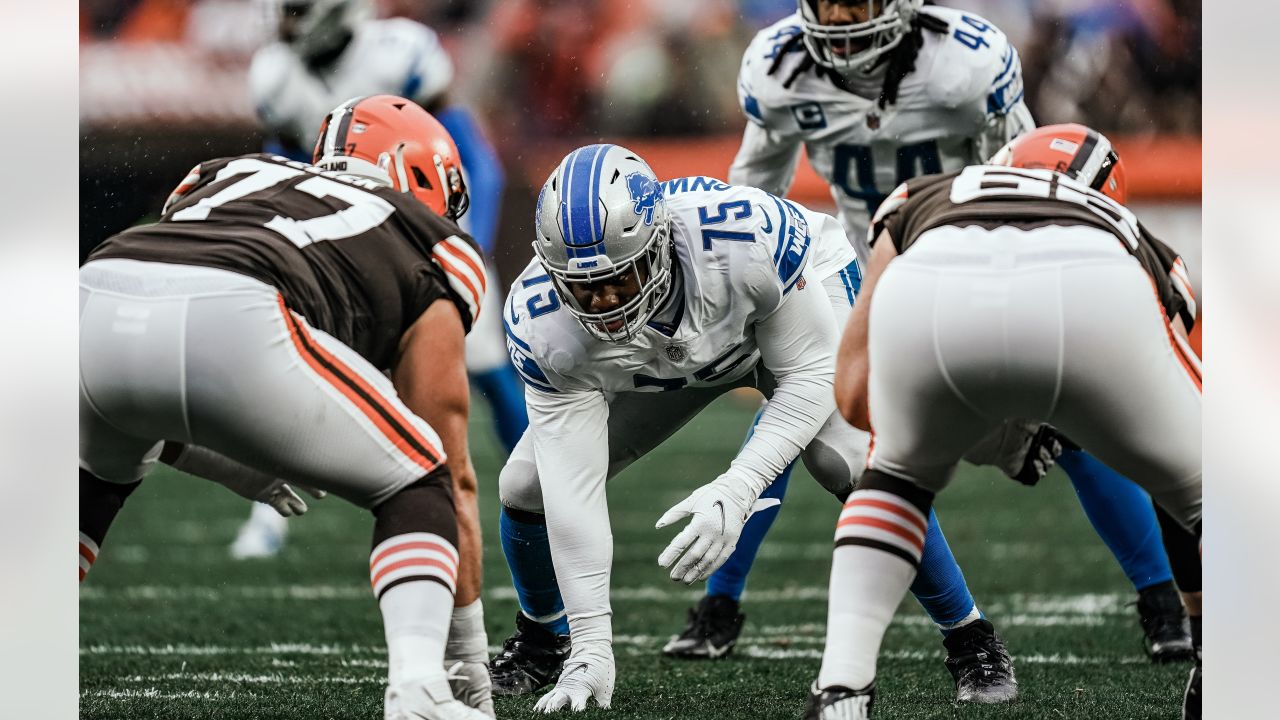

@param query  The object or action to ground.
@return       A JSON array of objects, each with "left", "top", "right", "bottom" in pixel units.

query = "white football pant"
[
  {"left": 79, "top": 259, "right": 445, "bottom": 507},
  {"left": 866, "top": 224, "right": 1202, "bottom": 530}
]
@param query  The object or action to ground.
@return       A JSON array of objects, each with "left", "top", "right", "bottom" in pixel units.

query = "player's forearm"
[
  {"left": 391, "top": 301, "right": 479, "bottom": 602},
  {"left": 738, "top": 286, "right": 839, "bottom": 492},
  {"left": 728, "top": 122, "right": 801, "bottom": 197},
  {"left": 525, "top": 392, "right": 615, "bottom": 646},
  {"left": 835, "top": 297, "right": 872, "bottom": 430},
  {"left": 449, "top": 456, "right": 484, "bottom": 605}
]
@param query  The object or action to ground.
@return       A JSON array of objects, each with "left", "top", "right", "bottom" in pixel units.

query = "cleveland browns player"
[{"left": 79, "top": 95, "right": 493, "bottom": 720}]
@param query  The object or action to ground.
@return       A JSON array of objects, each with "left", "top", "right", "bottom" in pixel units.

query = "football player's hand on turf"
[
  {"left": 533, "top": 642, "right": 615, "bottom": 712},
  {"left": 445, "top": 660, "right": 495, "bottom": 718},
  {"left": 656, "top": 477, "right": 781, "bottom": 584}
]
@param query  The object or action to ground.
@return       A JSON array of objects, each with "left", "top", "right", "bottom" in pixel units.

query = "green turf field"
[{"left": 79, "top": 394, "right": 1190, "bottom": 719}]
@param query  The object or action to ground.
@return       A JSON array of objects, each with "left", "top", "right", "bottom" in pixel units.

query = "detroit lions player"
[
  {"left": 490, "top": 144, "right": 1024, "bottom": 712},
  {"left": 231, "top": 0, "right": 528, "bottom": 568},
  {"left": 670, "top": 0, "right": 1191, "bottom": 666}
]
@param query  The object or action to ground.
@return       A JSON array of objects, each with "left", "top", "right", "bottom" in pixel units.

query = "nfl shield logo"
[
  {"left": 866, "top": 112, "right": 880, "bottom": 130},
  {"left": 665, "top": 344, "right": 687, "bottom": 363}
]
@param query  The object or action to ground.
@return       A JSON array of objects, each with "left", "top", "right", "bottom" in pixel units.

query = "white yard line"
[
  {"left": 81, "top": 584, "right": 1135, "bottom": 613},
  {"left": 84, "top": 629, "right": 1146, "bottom": 664},
  {"left": 81, "top": 688, "right": 250, "bottom": 701}
]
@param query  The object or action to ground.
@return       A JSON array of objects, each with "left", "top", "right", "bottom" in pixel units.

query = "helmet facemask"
[
  {"left": 797, "top": 0, "right": 920, "bottom": 73},
  {"left": 537, "top": 215, "right": 673, "bottom": 344},
  {"left": 533, "top": 144, "right": 676, "bottom": 344}
]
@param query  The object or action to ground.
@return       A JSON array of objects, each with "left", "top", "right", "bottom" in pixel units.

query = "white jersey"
[
  {"left": 249, "top": 18, "right": 454, "bottom": 151},
  {"left": 731, "top": 6, "right": 1034, "bottom": 263},
  {"left": 504, "top": 178, "right": 855, "bottom": 396}
]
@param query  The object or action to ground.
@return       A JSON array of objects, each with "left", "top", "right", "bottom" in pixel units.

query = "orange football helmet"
[
  {"left": 990, "top": 123, "right": 1128, "bottom": 204},
  {"left": 312, "top": 94, "right": 469, "bottom": 220}
]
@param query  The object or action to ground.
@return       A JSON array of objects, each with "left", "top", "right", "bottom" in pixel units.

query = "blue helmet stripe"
[
  {"left": 565, "top": 144, "right": 606, "bottom": 247},
  {"left": 587, "top": 144, "right": 612, "bottom": 242},
  {"left": 557, "top": 146, "right": 579, "bottom": 245}
]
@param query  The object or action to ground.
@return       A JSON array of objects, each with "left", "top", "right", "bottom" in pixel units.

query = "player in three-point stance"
[
  {"left": 492, "top": 143, "right": 861, "bottom": 711},
  {"left": 675, "top": 0, "right": 1192, "bottom": 670},
  {"left": 79, "top": 96, "right": 494, "bottom": 720},
  {"left": 805, "top": 123, "right": 1202, "bottom": 719},
  {"left": 233, "top": 0, "right": 527, "bottom": 560},
  {"left": 487, "top": 143, "right": 1056, "bottom": 711}
]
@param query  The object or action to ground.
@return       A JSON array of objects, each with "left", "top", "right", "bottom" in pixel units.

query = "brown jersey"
[
  {"left": 88, "top": 154, "right": 486, "bottom": 370},
  {"left": 869, "top": 165, "right": 1198, "bottom": 328}
]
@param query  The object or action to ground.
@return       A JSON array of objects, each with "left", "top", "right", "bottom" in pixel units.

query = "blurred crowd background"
[{"left": 80, "top": 0, "right": 1202, "bottom": 268}]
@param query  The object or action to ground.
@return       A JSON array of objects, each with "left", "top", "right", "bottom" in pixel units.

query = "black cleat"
[
  {"left": 488, "top": 613, "right": 570, "bottom": 696},
  {"left": 662, "top": 595, "right": 745, "bottom": 659},
  {"left": 802, "top": 682, "right": 875, "bottom": 720},
  {"left": 1137, "top": 582, "right": 1195, "bottom": 663},
  {"left": 943, "top": 619, "right": 1019, "bottom": 703},
  {"left": 1182, "top": 655, "right": 1201, "bottom": 720}
]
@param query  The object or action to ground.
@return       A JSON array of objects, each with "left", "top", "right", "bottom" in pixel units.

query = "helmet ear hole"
[{"left": 411, "top": 166, "right": 433, "bottom": 190}]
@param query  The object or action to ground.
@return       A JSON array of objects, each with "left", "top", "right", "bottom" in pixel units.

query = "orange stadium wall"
[{"left": 516, "top": 134, "right": 1203, "bottom": 204}]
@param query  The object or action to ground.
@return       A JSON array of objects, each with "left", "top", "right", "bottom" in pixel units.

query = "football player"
[
  {"left": 79, "top": 96, "right": 493, "bottom": 720},
  {"left": 991, "top": 122, "right": 1204, "bottom": 689},
  {"left": 488, "top": 144, "right": 1040, "bottom": 712},
  {"left": 231, "top": 0, "right": 527, "bottom": 559},
  {"left": 806, "top": 122, "right": 1201, "bottom": 719},
  {"left": 671, "top": 0, "right": 1191, "bottom": 666}
]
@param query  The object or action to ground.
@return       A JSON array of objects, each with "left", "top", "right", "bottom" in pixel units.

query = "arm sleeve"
[
  {"left": 525, "top": 386, "right": 614, "bottom": 646},
  {"left": 727, "top": 278, "right": 839, "bottom": 495},
  {"left": 728, "top": 121, "right": 804, "bottom": 197},
  {"left": 436, "top": 105, "right": 506, "bottom": 255},
  {"left": 974, "top": 37, "right": 1036, "bottom": 162},
  {"left": 976, "top": 97, "right": 1035, "bottom": 162}
]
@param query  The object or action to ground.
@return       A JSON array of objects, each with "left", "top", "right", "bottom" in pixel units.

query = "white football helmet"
[
  {"left": 533, "top": 144, "right": 673, "bottom": 344},
  {"left": 797, "top": 0, "right": 923, "bottom": 72}
]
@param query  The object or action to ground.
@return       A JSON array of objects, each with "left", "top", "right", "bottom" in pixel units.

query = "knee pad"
[
  {"left": 802, "top": 415, "right": 869, "bottom": 497},
  {"left": 498, "top": 457, "right": 544, "bottom": 513}
]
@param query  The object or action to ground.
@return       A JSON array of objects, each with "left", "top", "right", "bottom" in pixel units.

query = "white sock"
[
  {"left": 938, "top": 605, "right": 982, "bottom": 633},
  {"left": 380, "top": 580, "right": 454, "bottom": 685},
  {"left": 446, "top": 599, "right": 489, "bottom": 663},
  {"left": 817, "top": 489, "right": 928, "bottom": 691}
]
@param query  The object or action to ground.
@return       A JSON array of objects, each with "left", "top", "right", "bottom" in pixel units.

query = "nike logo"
[
  {"left": 712, "top": 500, "right": 726, "bottom": 532},
  {"left": 758, "top": 205, "right": 774, "bottom": 233}
]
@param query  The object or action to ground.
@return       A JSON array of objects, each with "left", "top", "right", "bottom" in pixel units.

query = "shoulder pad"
[
  {"left": 666, "top": 183, "right": 812, "bottom": 310},
  {"left": 502, "top": 263, "right": 585, "bottom": 394},
  {"left": 918, "top": 7, "right": 1022, "bottom": 114},
  {"left": 737, "top": 14, "right": 807, "bottom": 127},
  {"left": 426, "top": 231, "right": 486, "bottom": 332},
  {"left": 363, "top": 19, "right": 454, "bottom": 105}
]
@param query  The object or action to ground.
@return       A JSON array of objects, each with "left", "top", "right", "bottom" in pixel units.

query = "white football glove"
[
  {"left": 533, "top": 642, "right": 615, "bottom": 713},
  {"left": 656, "top": 476, "right": 780, "bottom": 584}
]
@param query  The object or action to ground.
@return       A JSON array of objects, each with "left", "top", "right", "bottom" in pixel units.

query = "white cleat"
[
  {"left": 386, "top": 673, "right": 493, "bottom": 720},
  {"left": 229, "top": 505, "right": 287, "bottom": 560}
]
